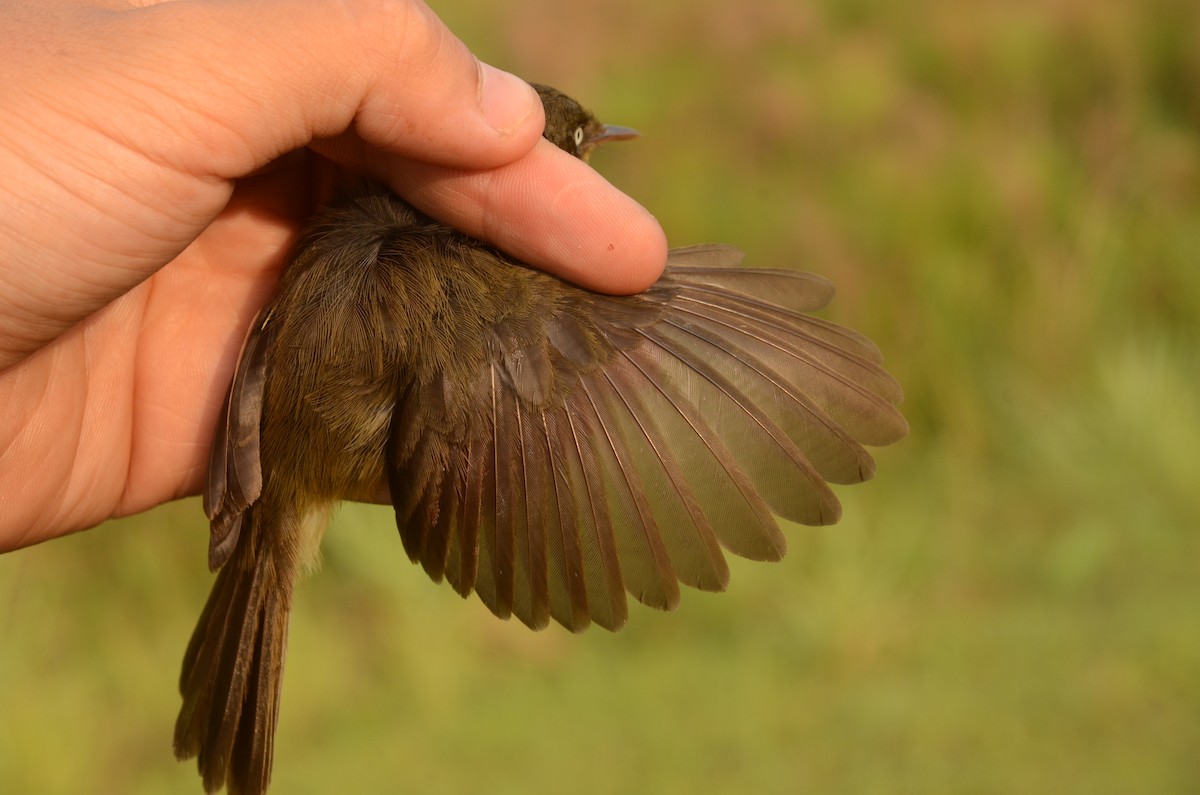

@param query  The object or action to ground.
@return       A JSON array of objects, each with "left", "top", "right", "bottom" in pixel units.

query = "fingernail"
[{"left": 478, "top": 61, "right": 539, "bottom": 135}]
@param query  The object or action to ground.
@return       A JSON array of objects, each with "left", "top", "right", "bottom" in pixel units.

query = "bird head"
[{"left": 532, "top": 83, "right": 639, "bottom": 161}]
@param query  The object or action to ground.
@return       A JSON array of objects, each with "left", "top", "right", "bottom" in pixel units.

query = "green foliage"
[{"left": 3, "top": 1, "right": 1198, "bottom": 791}]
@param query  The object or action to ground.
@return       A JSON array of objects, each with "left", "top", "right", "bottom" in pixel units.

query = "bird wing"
[
  {"left": 204, "top": 307, "right": 275, "bottom": 572},
  {"left": 387, "top": 243, "right": 908, "bottom": 633}
]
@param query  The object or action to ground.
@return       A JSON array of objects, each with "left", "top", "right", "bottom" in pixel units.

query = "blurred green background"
[{"left": 4, "top": 0, "right": 1199, "bottom": 792}]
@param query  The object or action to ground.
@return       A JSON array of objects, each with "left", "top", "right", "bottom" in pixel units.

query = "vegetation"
[{"left": 3, "top": 1, "right": 1197, "bottom": 791}]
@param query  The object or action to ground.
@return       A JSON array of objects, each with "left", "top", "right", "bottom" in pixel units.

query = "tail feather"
[{"left": 175, "top": 538, "right": 289, "bottom": 795}]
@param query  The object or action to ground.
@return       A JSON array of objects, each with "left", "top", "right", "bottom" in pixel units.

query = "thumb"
[
  {"left": 0, "top": 0, "right": 549, "bottom": 366},
  {"left": 96, "top": 0, "right": 547, "bottom": 177}
]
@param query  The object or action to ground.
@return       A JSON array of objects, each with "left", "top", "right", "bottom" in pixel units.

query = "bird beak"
[{"left": 587, "top": 124, "right": 640, "bottom": 146}]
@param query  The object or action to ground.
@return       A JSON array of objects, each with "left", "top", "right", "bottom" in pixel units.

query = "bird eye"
[{"left": 573, "top": 126, "right": 585, "bottom": 148}]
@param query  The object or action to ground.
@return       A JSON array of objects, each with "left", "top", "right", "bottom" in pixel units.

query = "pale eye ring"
[{"left": 573, "top": 126, "right": 585, "bottom": 148}]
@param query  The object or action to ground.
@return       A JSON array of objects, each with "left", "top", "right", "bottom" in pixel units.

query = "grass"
[{"left": 3, "top": 0, "right": 1199, "bottom": 792}]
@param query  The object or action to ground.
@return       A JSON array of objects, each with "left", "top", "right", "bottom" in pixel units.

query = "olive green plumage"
[{"left": 175, "top": 84, "right": 908, "bottom": 795}]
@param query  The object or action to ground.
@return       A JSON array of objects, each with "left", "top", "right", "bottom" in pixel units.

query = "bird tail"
[{"left": 174, "top": 523, "right": 289, "bottom": 795}]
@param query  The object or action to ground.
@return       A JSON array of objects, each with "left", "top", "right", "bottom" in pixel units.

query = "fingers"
[
  {"left": 0, "top": 0, "right": 666, "bottom": 369},
  {"left": 384, "top": 140, "right": 669, "bottom": 294},
  {"left": 120, "top": 0, "right": 666, "bottom": 292},
  {"left": 81, "top": 0, "right": 546, "bottom": 176}
]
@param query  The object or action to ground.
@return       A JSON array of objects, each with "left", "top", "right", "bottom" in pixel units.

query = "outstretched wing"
[{"left": 387, "top": 244, "right": 908, "bottom": 632}]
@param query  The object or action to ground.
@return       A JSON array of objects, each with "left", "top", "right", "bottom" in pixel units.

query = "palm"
[{"left": 3, "top": 162, "right": 319, "bottom": 547}]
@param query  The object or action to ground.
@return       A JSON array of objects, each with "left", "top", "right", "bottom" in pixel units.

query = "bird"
[{"left": 172, "top": 83, "right": 909, "bottom": 795}]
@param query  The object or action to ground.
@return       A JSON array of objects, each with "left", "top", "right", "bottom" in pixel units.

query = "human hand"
[{"left": 0, "top": 0, "right": 667, "bottom": 550}]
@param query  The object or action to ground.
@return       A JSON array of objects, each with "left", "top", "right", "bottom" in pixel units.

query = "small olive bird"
[{"left": 173, "top": 84, "right": 908, "bottom": 794}]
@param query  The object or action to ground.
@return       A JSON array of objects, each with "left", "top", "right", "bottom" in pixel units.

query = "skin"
[{"left": 0, "top": 0, "right": 668, "bottom": 551}]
